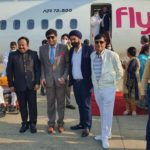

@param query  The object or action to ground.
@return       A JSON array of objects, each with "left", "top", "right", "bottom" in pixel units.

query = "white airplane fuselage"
[{"left": 0, "top": 0, "right": 150, "bottom": 59}]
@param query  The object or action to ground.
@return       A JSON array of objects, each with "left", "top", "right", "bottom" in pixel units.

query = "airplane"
[{"left": 0, "top": 0, "right": 150, "bottom": 59}]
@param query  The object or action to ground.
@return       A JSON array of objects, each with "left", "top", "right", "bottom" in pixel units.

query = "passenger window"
[
  {"left": 27, "top": 19, "right": 34, "bottom": 29},
  {"left": 70, "top": 19, "right": 77, "bottom": 29},
  {"left": 55, "top": 19, "right": 63, "bottom": 29},
  {"left": 13, "top": 20, "right": 20, "bottom": 30},
  {"left": 41, "top": 19, "right": 48, "bottom": 29},
  {"left": 0, "top": 20, "right": 7, "bottom": 30}
]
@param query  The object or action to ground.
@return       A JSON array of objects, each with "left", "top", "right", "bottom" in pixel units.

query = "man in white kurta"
[{"left": 91, "top": 11, "right": 102, "bottom": 40}]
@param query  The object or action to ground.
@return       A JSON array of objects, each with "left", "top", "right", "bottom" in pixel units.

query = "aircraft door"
[{"left": 90, "top": 4, "right": 112, "bottom": 50}]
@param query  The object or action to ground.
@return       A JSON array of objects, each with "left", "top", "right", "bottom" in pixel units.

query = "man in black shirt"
[{"left": 7, "top": 36, "right": 41, "bottom": 133}]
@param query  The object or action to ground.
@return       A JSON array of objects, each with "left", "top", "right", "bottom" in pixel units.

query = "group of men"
[{"left": 5, "top": 28, "right": 123, "bottom": 149}]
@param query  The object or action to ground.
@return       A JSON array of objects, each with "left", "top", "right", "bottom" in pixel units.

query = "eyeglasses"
[
  {"left": 47, "top": 36, "right": 55, "bottom": 40},
  {"left": 95, "top": 40, "right": 105, "bottom": 44}
]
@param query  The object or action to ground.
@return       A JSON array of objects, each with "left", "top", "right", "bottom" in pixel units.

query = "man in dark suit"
[
  {"left": 100, "top": 6, "right": 110, "bottom": 34},
  {"left": 6, "top": 36, "right": 41, "bottom": 133},
  {"left": 69, "top": 30, "right": 93, "bottom": 137}
]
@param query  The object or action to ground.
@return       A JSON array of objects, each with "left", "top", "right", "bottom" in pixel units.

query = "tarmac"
[{"left": 0, "top": 91, "right": 147, "bottom": 150}]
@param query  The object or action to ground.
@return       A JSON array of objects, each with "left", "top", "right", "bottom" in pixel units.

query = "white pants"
[
  {"left": 0, "top": 86, "right": 17, "bottom": 105},
  {"left": 11, "top": 92, "right": 17, "bottom": 106},
  {"left": 0, "top": 86, "right": 5, "bottom": 104},
  {"left": 94, "top": 86, "right": 116, "bottom": 140}
]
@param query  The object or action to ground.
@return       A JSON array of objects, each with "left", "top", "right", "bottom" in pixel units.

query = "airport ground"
[
  {"left": 0, "top": 64, "right": 147, "bottom": 150},
  {"left": 0, "top": 90, "right": 147, "bottom": 150}
]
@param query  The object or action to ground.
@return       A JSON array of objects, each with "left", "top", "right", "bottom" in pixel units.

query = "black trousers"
[
  {"left": 73, "top": 79, "right": 92, "bottom": 129},
  {"left": 16, "top": 88, "right": 37, "bottom": 125}
]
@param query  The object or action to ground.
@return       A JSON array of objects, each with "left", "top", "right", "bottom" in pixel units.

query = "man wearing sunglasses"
[
  {"left": 39, "top": 29, "right": 69, "bottom": 134},
  {"left": 90, "top": 34, "right": 123, "bottom": 148}
]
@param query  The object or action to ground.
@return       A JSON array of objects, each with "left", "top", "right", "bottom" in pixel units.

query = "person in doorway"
[
  {"left": 100, "top": 6, "right": 111, "bottom": 35},
  {"left": 91, "top": 11, "right": 102, "bottom": 40}
]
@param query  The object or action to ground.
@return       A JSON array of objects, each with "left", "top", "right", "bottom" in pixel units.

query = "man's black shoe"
[
  {"left": 19, "top": 123, "right": 29, "bottom": 133},
  {"left": 66, "top": 104, "right": 76, "bottom": 109},
  {"left": 70, "top": 124, "right": 84, "bottom": 130},
  {"left": 81, "top": 128, "right": 89, "bottom": 137},
  {"left": 30, "top": 124, "right": 37, "bottom": 133}
]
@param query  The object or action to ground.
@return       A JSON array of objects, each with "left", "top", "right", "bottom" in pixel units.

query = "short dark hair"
[
  {"left": 61, "top": 33, "right": 69, "bottom": 40},
  {"left": 45, "top": 28, "right": 57, "bottom": 37},
  {"left": 141, "top": 35, "right": 149, "bottom": 43},
  {"left": 127, "top": 47, "right": 136, "bottom": 57},
  {"left": 83, "top": 39, "right": 89, "bottom": 45},
  {"left": 42, "top": 39, "right": 48, "bottom": 45},
  {"left": 94, "top": 34, "right": 106, "bottom": 41},
  {"left": 17, "top": 36, "right": 29, "bottom": 45},
  {"left": 140, "top": 44, "right": 150, "bottom": 55},
  {"left": 10, "top": 41, "right": 17, "bottom": 47}
]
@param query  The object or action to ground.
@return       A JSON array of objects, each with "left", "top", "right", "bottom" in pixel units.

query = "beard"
[{"left": 71, "top": 42, "right": 80, "bottom": 48}]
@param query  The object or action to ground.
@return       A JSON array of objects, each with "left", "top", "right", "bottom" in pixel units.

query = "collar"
[
  {"left": 73, "top": 46, "right": 82, "bottom": 54},
  {"left": 49, "top": 44, "right": 57, "bottom": 49},
  {"left": 95, "top": 49, "right": 105, "bottom": 56},
  {"left": 17, "top": 49, "right": 30, "bottom": 54},
  {"left": 10, "top": 49, "right": 16, "bottom": 52}
]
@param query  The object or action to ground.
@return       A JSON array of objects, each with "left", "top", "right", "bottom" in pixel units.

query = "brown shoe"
[
  {"left": 58, "top": 126, "right": 64, "bottom": 133},
  {"left": 48, "top": 126, "right": 54, "bottom": 134}
]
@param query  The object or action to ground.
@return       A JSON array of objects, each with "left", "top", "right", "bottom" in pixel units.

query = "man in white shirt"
[
  {"left": 91, "top": 34, "right": 123, "bottom": 148},
  {"left": 68, "top": 30, "right": 93, "bottom": 137}
]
